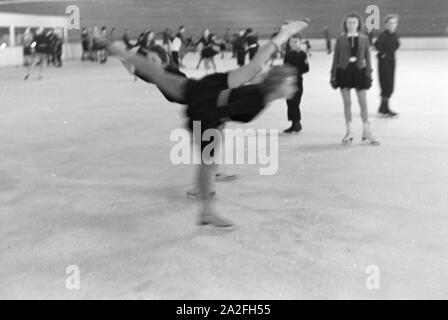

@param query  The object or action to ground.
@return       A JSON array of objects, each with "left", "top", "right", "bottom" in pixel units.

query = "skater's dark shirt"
[
  {"left": 374, "top": 30, "right": 400, "bottom": 60},
  {"left": 245, "top": 34, "right": 259, "bottom": 48},
  {"left": 185, "top": 73, "right": 265, "bottom": 130},
  {"left": 284, "top": 50, "right": 309, "bottom": 79},
  {"left": 34, "top": 34, "right": 50, "bottom": 54}
]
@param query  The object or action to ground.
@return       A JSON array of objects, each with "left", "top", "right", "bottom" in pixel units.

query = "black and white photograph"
[{"left": 0, "top": 0, "right": 447, "bottom": 302}]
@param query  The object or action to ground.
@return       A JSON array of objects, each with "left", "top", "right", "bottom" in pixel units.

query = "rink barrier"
[{"left": 1, "top": 37, "right": 447, "bottom": 67}]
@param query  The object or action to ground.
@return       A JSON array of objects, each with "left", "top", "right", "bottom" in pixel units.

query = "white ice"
[{"left": 0, "top": 50, "right": 447, "bottom": 299}]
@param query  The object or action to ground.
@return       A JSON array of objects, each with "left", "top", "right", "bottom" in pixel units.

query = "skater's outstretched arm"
[
  {"left": 108, "top": 41, "right": 188, "bottom": 102},
  {"left": 227, "top": 20, "right": 309, "bottom": 88}
]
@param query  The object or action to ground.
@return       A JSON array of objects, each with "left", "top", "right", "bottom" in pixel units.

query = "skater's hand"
[
  {"left": 365, "top": 76, "right": 372, "bottom": 89},
  {"left": 330, "top": 78, "right": 338, "bottom": 89}
]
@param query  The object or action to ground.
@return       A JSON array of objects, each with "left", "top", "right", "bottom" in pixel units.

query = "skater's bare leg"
[
  {"left": 356, "top": 89, "right": 379, "bottom": 144},
  {"left": 198, "top": 161, "right": 234, "bottom": 228},
  {"left": 355, "top": 89, "right": 368, "bottom": 123},
  {"left": 228, "top": 19, "right": 309, "bottom": 88},
  {"left": 108, "top": 42, "right": 187, "bottom": 102},
  {"left": 341, "top": 89, "right": 354, "bottom": 144}
]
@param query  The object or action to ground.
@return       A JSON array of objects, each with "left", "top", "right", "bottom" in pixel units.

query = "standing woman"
[
  {"left": 195, "top": 28, "right": 211, "bottom": 69},
  {"left": 375, "top": 14, "right": 400, "bottom": 117},
  {"left": 330, "top": 13, "right": 379, "bottom": 145}
]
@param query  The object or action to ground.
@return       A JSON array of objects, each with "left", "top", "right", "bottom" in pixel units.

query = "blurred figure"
[
  {"left": 162, "top": 28, "right": 173, "bottom": 53},
  {"left": 46, "top": 29, "right": 55, "bottom": 65},
  {"left": 109, "top": 27, "right": 116, "bottom": 42},
  {"left": 375, "top": 14, "right": 400, "bottom": 117},
  {"left": 268, "top": 27, "right": 280, "bottom": 66},
  {"left": 323, "top": 26, "right": 332, "bottom": 54},
  {"left": 25, "top": 27, "right": 50, "bottom": 80},
  {"left": 195, "top": 28, "right": 211, "bottom": 69},
  {"left": 122, "top": 29, "right": 133, "bottom": 50},
  {"left": 304, "top": 39, "right": 312, "bottom": 56},
  {"left": 22, "top": 27, "right": 34, "bottom": 66},
  {"left": 98, "top": 26, "right": 109, "bottom": 63},
  {"left": 233, "top": 29, "right": 246, "bottom": 66},
  {"left": 53, "top": 31, "right": 63, "bottom": 67},
  {"left": 172, "top": 25, "right": 186, "bottom": 67},
  {"left": 91, "top": 25, "right": 101, "bottom": 62},
  {"left": 244, "top": 28, "right": 259, "bottom": 60},
  {"left": 81, "top": 27, "right": 90, "bottom": 60}
]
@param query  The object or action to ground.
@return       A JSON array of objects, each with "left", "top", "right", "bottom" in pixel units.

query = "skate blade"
[
  {"left": 198, "top": 223, "right": 237, "bottom": 232},
  {"left": 361, "top": 139, "right": 380, "bottom": 146},
  {"left": 215, "top": 174, "right": 238, "bottom": 182}
]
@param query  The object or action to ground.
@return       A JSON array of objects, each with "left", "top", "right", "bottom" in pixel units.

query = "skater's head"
[
  {"left": 179, "top": 25, "right": 186, "bottom": 33},
  {"left": 260, "top": 65, "right": 298, "bottom": 101},
  {"left": 203, "top": 28, "right": 210, "bottom": 38},
  {"left": 342, "top": 13, "right": 363, "bottom": 34},
  {"left": 384, "top": 14, "right": 399, "bottom": 33},
  {"left": 288, "top": 33, "right": 302, "bottom": 51}
]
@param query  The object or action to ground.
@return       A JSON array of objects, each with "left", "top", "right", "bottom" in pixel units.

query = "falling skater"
[{"left": 99, "top": 20, "right": 310, "bottom": 228}]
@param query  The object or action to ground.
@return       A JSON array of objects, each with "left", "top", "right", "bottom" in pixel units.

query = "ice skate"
[
  {"left": 215, "top": 173, "right": 238, "bottom": 182},
  {"left": 362, "top": 130, "right": 380, "bottom": 145},
  {"left": 198, "top": 212, "right": 235, "bottom": 229},
  {"left": 283, "top": 122, "right": 302, "bottom": 134},
  {"left": 186, "top": 189, "right": 216, "bottom": 200},
  {"left": 341, "top": 132, "right": 354, "bottom": 145}
]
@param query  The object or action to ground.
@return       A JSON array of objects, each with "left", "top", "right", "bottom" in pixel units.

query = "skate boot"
[
  {"left": 283, "top": 121, "right": 302, "bottom": 134},
  {"left": 362, "top": 125, "right": 380, "bottom": 145},
  {"left": 198, "top": 212, "right": 235, "bottom": 229},
  {"left": 341, "top": 132, "right": 354, "bottom": 145},
  {"left": 215, "top": 173, "right": 238, "bottom": 182},
  {"left": 186, "top": 189, "right": 216, "bottom": 199}
]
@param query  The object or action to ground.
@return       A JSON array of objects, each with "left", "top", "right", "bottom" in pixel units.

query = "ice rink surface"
[{"left": 0, "top": 50, "right": 447, "bottom": 299}]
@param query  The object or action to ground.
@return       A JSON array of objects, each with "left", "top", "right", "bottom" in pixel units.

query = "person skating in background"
[
  {"left": 283, "top": 33, "right": 309, "bottom": 133},
  {"left": 177, "top": 25, "right": 187, "bottom": 67},
  {"left": 162, "top": 28, "right": 173, "bottom": 53},
  {"left": 195, "top": 28, "right": 212, "bottom": 69},
  {"left": 24, "top": 27, "right": 50, "bottom": 80},
  {"left": 122, "top": 29, "right": 133, "bottom": 50},
  {"left": 323, "top": 26, "right": 332, "bottom": 54},
  {"left": 330, "top": 13, "right": 379, "bottom": 145},
  {"left": 98, "top": 26, "right": 109, "bottom": 63},
  {"left": 53, "top": 31, "right": 63, "bottom": 67},
  {"left": 244, "top": 28, "right": 259, "bottom": 60},
  {"left": 304, "top": 39, "right": 312, "bottom": 57},
  {"left": 22, "top": 27, "right": 34, "bottom": 66},
  {"left": 81, "top": 27, "right": 91, "bottom": 60},
  {"left": 171, "top": 26, "right": 186, "bottom": 67},
  {"left": 268, "top": 27, "right": 280, "bottom": 66},
  {"left": 375, "top": 14, "right": 400, "bottom": 118},
  {"left": 233, "top": 29, "right": 246, "bottom": 67}
]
